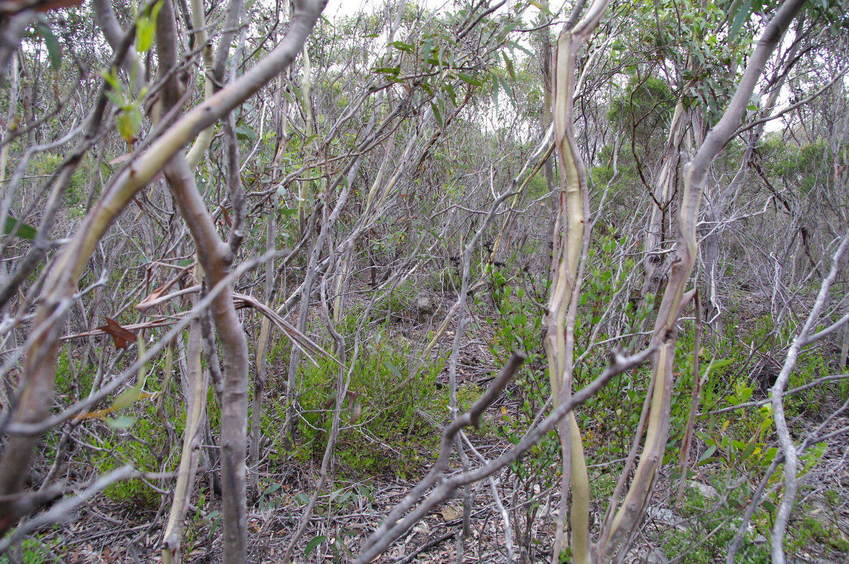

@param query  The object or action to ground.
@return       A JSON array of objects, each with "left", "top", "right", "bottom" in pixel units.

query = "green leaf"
[
  {"left": 372, "top": 66, "right": 400, "bottom": 76},
  {"left": 729, "top": 0, "right": 752, "bottom": 39},
  {"left": 458, "top": 72, "right": 482, "bottom": 87},
  {"left": 101, "top": 69, "right": 128, "bottom": 108},
  {"left": 36, "top": 24, "right": 62, "bottom": 70},
  {"left": 261, "top": 483, "right": 281, "bottom": 497},
  {"left": 117, "top": 104, "right": 142, "bottom": 144},
  {"left": 528, "top": 0, "right": 551, "bottom": 14},
  {"left": 304, "top": 535, "right": 326, "bottom": 557},
  {"left": 111, "top": 386, "right": 144, "bottom": 411},
  {"left": 389, "top": 41, "right": 414, "bottom": 53},
  {"left": 502, "top": 52, "right": 515, "bottom": 80},
  {"left": 430, "top": 101, "right": 443, "bottom": 128},
  {"left": 441, "top": 82, "right": 457, "bottom": 105},
  {"left": 507, "top": 40, "right": 534, "bottom": 58},
  {"left": 105, "top": 415, "right": 137, "bottom": 430},
  {"left": 235, "top": 125, "right": 256, "bottom": 141},
  {"left": 385, "top": 361, "right": 402, "bottom": 379},
  {"left": 101, "top": 68, "right": 120, "bottom": 90},
  {"left": 697, "top": 444, "right": 717, "bottom": 465},
  {"left": 3, "top": 216, "right": 37, "bottom": 240},
  {"left": 136, "top": 18, "right": 156, "bottom": 53},
  {"left": 105, "top": 89, "right": 125, "bottom": 107},
  {"left": 135, "top": 0, "right": 164, "bottom": 54}
]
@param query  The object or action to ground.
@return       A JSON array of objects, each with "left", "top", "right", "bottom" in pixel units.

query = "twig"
[
  {"left": 4, "top": 251, "right": 281, "bottom": 436},
  {"left": 706, "top": 373, "right": 849, "bottom": 416},
  {"left": 770, "top": 232, "right": 849, "bottom": 563}
]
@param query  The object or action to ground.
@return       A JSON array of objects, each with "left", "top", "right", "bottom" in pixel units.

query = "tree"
[{"left": 0, "top": 0, "right": 847, "bottom": 562}]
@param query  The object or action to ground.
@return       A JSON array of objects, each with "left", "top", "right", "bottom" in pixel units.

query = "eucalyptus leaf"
[
  {"left": 430, "top": 101, "right": 443, "bottom": 127},
  {"left": 458, "top": 72, "right": 482, "bottom": 87},
  {"left": 3, "top": 217, "right": 37, "bottom": 240},
  {"left": 36, "top": 24, "right": 62, "bottom": 70},
  {"left": 304, "top": 535, "right": 325, "bottom": 557},
  {"left": 117, "top": 104, "right": 142, "bottom": 144},
  {"left": 110, "top": 386, "right": 145, "bottom": 411},
  {"left": 136, "top": 0, "right": 164, "bottom": 53},
  {"left": 389, "top": 40, "right": 414, "bottom": 53},
  {"left": 105, "top": 415, "right": 137, "bottom": 430},
  {"left": 235, "top": 125, "right": 257, "bottom": 141},
  {"left": 729, "top": 0, "right": 753, "bottom": 39}
]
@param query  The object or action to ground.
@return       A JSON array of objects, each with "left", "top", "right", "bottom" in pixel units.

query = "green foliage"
[
  {"left": 698, "top": 404, "right": 778, "bottom": 473},
  {"left": 134, "top": 0, "right": 164, "bottom": 54},
  {"left": 666, "top": 458, "right": 847, "bottom": 562},
  {"left": 761, "top": 136, "right": 844, "bottom": 196},
  {"left": 3, "top": 216, "right": 37, "bottom": 240},
  {"left": 268, "top": 327, "right": 447, "bottom": 478},
  {"left": 664, "top": 476, "right": 770, "bottom": 563},
  {"left": 89, "top": 413, "right": 166, "bottom": 506},
  {"left": 0, "top": 534, "right": 63, "bottom": 563},
  {"left": 607, "top": 75, "right": 675, "bottom": 144},
  {"left": 665, "top": 307, "right": 842, "bottom": 559},
  {"left": 72, "top": 352, "right": 181, "bottom": 506},
  {"left": 786, "top": 513, "right": 849, "bottom": 555},
  {"left": 102, "top": 69, "right": 145, "bottom": 146},
  {"left": 28, "top": 152, "right": 87, "bottom": 215},
  {"left": 487, "top": 263, "right": 561, "bottom": 485},
  {"left": 34, "top": 23, "right": 62, "bottom": 71},
  {"left": 55, "top": 347, "right": 94, "bottom": 400},
  {"left": 370, "top": 279, "right": 418, "bottom": 322}
]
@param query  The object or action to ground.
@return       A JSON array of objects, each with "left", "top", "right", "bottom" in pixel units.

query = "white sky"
[
  {"left": 326, "top": 0, "right": 407, "bottom": 18},
  {"left": 324, "top": 0, "right": 513, "bottom": 20}
]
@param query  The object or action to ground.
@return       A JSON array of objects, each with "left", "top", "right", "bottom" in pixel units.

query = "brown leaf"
[
  {"left": 35, "top": 0, "right": 83, "bottom": 13},
  {"left": 137, "top": 284, "right": 167, "bottom": 307},
  {"left": 440, "top": 504, "right": 462, "bottom": 522},
  {"left": 0, "top": 0, "right": 82, "bottom": 16},
  {"left": 98, "top": 317, "right": 137, "bottom": 350}
]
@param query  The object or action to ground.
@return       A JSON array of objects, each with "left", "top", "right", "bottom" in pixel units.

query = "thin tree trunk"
[
  {"left": 597, "top": 2, "right": 804, "bottom": 558},
  {"left": 164, "top": 153, "right": 250, "bottom": 563},
  {"left": 0, "top": 3, "right": 325, "bottom": 535},
  {"left": 162, "top": 315, "right": 208, "bottom": 564},
  {"left": 545, "top": 2, "right": 608, "bottom": 562}
]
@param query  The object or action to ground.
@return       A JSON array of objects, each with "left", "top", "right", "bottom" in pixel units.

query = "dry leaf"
[
  {"left": 98, "top": 317, "right": 137, "bottom": 349},
  {"left": 440, "top": 504, "right": 462, "bottom": 521},
  {"left": 136, "top": 284, "right": 167, "bottom": 308}
]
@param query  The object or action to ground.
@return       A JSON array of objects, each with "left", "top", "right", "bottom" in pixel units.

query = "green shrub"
[
  {"left": 268, "top": 327, "right": 447, "bottom": 478},
  {"left": 663, "top": 478, "right": 770, "bottom": 563},
  {"left": 0, "top": 535, "right": 64, "bottom": 563}
]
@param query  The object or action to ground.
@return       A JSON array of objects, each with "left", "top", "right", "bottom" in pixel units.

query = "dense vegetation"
[{"left": 0, "top": 0, "right": 847, "bottom": 562}]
